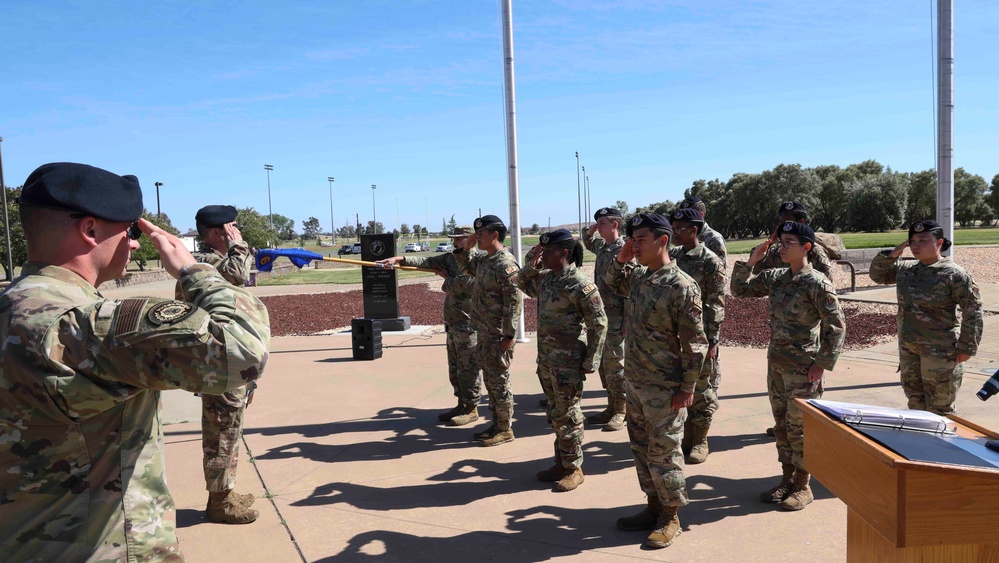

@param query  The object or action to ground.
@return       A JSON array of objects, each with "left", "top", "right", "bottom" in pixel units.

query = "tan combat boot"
[
  {"left": 481, "top": 403, "right": 514, "bottom": 446},
  {"left": 481, "top": 427, "right": 514, "bottom": 447},
  {"left": 759, "top": 464, "right": 796, "bottom": 503},
  {"left": 604, "top": 398, "right": 627, "bottom": 431},
  {"left": 472, "top": 424, "right": 497, "bottom": 441},
  {"left": 616, "top": 495, "right": 661, "bottom": 531},
  {"left": 448, "top": 402, "right": 479, "bottom": 426},
  {"left": 207, "top": 490, "right": 259, "bottom": 524},
  {"left": 645, "top": 506, "right": 681, "bottom": 549},
  {"left": 536, "top": 451, "right": 565, "bottom": 482},
  {"left": 555, "top": 468, "right": 584, "bottom": 492},
  {"left": 779, "top": 470, "right": 814, "bottom": 511},
  {"left": 687, "top": 423, "right": 710, "bottom": 464},
  {"left": 437, "top": 400, "right": 464, "bottom": 422}
]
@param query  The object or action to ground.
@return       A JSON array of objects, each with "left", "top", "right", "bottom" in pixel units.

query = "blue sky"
[{"left": 2, "top": 1, "right": 997, "bottom": 234}]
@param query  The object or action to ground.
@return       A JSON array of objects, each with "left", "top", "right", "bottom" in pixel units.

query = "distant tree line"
[{"left": 633, "top": 161, "right": 999, "bottom": 238}]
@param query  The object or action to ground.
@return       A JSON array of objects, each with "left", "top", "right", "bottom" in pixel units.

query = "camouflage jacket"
[
  {"left": 404, "top": 249, "right": 475, "bottom": 330},
  {"left": 869, "top": 252, "right": 983, "bottom": 355},
  {"left": 581, "top": 230, "right": 627, "bottom": 319},
  {"left": 731, "top": 262, "right": 845, "bottom": 370},
  {"left": 752, "top": 241, "right": 835, "bottom": 281},
  {"left": 0, "top": 263, "right": 270, "bottom": 562},
  {"left": 669, "top": 244, "right": 726, "bottom": 341},
  {"left": 699, "top": 222, "right": 728, "bottom": 264},
  {"left": 604, "top": 259, "right": 707, "bottom": 392},
  {"left": 192, "top": 240, "right": 253, "bottom": 286},
  {"left": 516, "top": 262, "right": 607, "bottom": 372},
  {"left": 459, "top": 248, "right": 523, "bottom": 337}
]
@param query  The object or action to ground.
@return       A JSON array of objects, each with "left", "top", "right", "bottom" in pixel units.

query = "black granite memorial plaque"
[{"left": 360, "top": 233, "right": 411, "bottom": 331}]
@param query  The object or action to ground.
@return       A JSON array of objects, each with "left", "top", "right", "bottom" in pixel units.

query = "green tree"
[
  {"left": 954, "top": 168, "right": 989, "bottom": 227},
  {"left": 336, "top": 224, "right": 357, "bottom": 240},
  {"left": 237, "top": 207, "right": 278, "bottom": 249},
  {"left": 447, "top": 214, "right": 458, "bottom": 233},
  {"left": 400, "top": 223, "right": 411, "bottom": 236},
  {"left": 904, "top": 169, "right": 936, "bottom": 227},
  {"left": 412, "top": 224, "right": 422, "bottom": 241},
  {"left": 985, "top": 174, "right": 999, "bottom": 227},
  {"left": 302, "top": 216, "right": 321, "bottom": 239},
  {"left": 0, "top": 185, "right": 27, "bottom": 279},
  {"left": 270, "top": 213, "right": 296, "bottom": 240},
  {"left": 847, "top": 171, "right": 907, "bottom": 232},
  {"left": 132, "top": 210, "right": 181, "bottom": 270},
  {"left": 364, "top": 220, "right": 384, "bottom": 235}
]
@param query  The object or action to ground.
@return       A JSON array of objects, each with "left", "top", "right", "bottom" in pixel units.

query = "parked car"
[
  {"left": 337, "top": 244, "right": 353, "bottom": 256},
  {"left": 351, "top": 243, "right": 362, "bottom": 254},
  {"left": 435, "top": 242, "right": 453, "bottom": 252},
  {"left": 420, "top": 243, "right": 430, "bottom": 251},
  {"left": 404, "top": 243, "right": 420, "bottom": 252}
]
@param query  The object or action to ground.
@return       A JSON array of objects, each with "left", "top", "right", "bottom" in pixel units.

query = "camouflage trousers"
[
  {"left": 477, "top": 335, "right": 515, "bottom": 430},
  {"left": 596, "top": 311, "right": 627, "bottom": 405},
  {"left": 538, "top": 363, "right": 585, "bottom": 470},
  {"left": 446, "top": 325, "right": 481, "bottom": 404},
  {"left": 768, "top": 356, "right": 822, "bottom": 471},
  {"left": 687, "top": 354, "right": 720, "bottom": 430},
  {"left": 202, "top": 386, "right": 247, "bottom": 492},
  {"left": 898, "top": 341, "right": 963, "bottom": 416},
  {"left": 625, "top": 379, "right": 689, "bottom": 508}
]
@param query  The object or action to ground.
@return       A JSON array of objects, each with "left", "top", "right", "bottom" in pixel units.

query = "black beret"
[
  {"left": 778, "top": 221, "right": 815, "bottom": 243},
  {"left": 19, "top": 162, "right": 143, "bottom": 222},
  {"left": 474, "top": 214, "right": 505, "bottom": 229},
  {"left": 594, "top": 207, "right": 622, "bottom": 220},
  {"left": 540, "top": 229, "right": 573, "bottom": 245},
  {"left": 196, "top": 205, "right": 238, "bottom": 228},
  {"left": 671, "top": 208, "right": 704, "bottom": 225},
  {"left": 679, "top": 196, "right": 702, "bottom": 208},
  {"left": 626, "top": 213, "right": 672, "bottom": 237},
  {"left": 778, "top": 201, "right": 808, "bottom": 216},
  {"left": 909, "top": 220, "right": 943, "bottom": 238}
]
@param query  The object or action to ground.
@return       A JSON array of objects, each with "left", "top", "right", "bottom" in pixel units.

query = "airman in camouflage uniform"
[
  {"left": 605, "top": 213, "right": 707, "bottom": 550},
  {"left": 869, "top": 219, "right": 983, "bottom": 415},
  {"left": 379, "top": 226, "right": 481, "bottom": 426},
  {"left": 0, "top": 163, "right": 270, "bottom": 562},
  {"left": 518, "top": 229, "right": 607, "bottom": 492},
  {"left": 732, "top": 221, "right": 845, "bottom": 512},
  {"left": 679, "top": 196, "right": 728, "bottom": 262},
  {"left": 582, "top": 207, "right": 627, "bottom": 431},
  {"left": 189, "top": 204, "right": 260, "bottom": 524},
  {"left": 669, "top": 208, "right": 726, "bottom": 464},
  {"left": 458, "top": 215, "right": 523, "bottom": 447},
  {"left": 751, "top": 201, "right": 836, "bottom": 281}
]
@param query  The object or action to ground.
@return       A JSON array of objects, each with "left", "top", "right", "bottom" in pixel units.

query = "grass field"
[{"left": 257, "top": 267, "right": 435, "bottom": 286}]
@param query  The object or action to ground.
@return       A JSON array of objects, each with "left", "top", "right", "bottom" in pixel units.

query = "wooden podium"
[{"left": 798, "top": 399, "right": 999, "bottom": 562}]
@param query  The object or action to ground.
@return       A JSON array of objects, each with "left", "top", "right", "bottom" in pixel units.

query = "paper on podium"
[{"left": 808, "top": 399, "right": 957, "bottom": 434}]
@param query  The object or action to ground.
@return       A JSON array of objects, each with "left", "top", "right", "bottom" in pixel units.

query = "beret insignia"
[
  {"left": 540, "top": 233, "right": 550, "bottom": 244},
  {"left": 147, "top": 301, "right": 196, "bottom": 326},
  {"left": 632, "top": 216, "right": 642, "bottom": 226},
  {"left": 474, "top": 218, "right": 483, "bottom": 228},
  {"left": 674, "top": 210, "right": 682, "bottom": 219},
  {"left": 913, "top": 222, "right": 924, "bottom": 233},
  {"left": 599, "top": 208, "right": 608, "bottom": 214},
  {"left": 785, "top": 202, "right": 794, "bottom": 210},
  {"left": 783, "top": 222, "right": 793, "bottom": 232}
]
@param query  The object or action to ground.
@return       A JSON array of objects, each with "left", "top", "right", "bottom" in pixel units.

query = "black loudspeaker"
[{"left": 351, "top": 318, "right": 383, "bottom": 360}]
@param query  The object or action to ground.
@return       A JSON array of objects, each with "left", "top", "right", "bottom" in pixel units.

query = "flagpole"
[{"left": 501, "top": 0, "right": 527, "bottom": 343}]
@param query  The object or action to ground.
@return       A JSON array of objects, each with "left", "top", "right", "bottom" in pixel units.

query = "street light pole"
[
  {"left": 575, "top": 152, "right": 582, "bottom": 234},
  {"left": 328, "top": 177, "right": 335, "bottom": 245},
  {"left": 581, "top": 166, "right": 586, "bottom": 227},
  {"left": 154, "top": 182, "right": 164, "bottom": 218},
  {"left": 585, "top": 175, "right": 590, "bottom": 227},
  {"left": 264, "top": 165, "right": 274, "bottom": 231},
  {"left": 0, "top": 136, "right": 12, "bottom": 281},
  {"left": 371, "top": 184, "right": 377, "bottom": 232}
]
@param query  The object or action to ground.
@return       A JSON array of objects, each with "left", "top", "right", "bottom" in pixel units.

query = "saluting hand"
[
  {"left": 530, "top": 243, "right": 544, "bottom": 267},
  {"left": 464, "top": 233, "right": 477, "bottom": 251},
  {"left": 586, "top": 224, "right": 598, "bottom": 236},
  {"left": 888, "top": 240, "right": 909, "bottom": 259},
  {"left": 747, "top": 238, "right": 771, "bottom": 267},
  {"left": 139, "top": 218, "right": 196, "bottom": 279},
  {"left": 617, "top": 238, "right": 636, "bottom": 263}
]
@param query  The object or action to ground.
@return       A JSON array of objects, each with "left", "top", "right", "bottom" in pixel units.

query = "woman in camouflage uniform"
[
  {"left": 869, "top": 220, "right": 983, "bottom": 416},
  {"left": 517, "top": 229, "right": 607, "bottom": 492},
  {"left": 731, "top": 222, "right": 845, "bottom": 512}
]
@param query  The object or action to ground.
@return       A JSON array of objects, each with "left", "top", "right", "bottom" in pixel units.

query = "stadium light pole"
[
  {"left": 154, "top": 182, "right": 164, "bottom": 218},
  {"left": 264, "top": 165, "right": 274, "bottom": 230},
  {"left": 328, "top": 177, "right": 335, "bottom": 245},
  {"left": 575, "top": 152, "right": 582, "bottom": 234},
  {"left": 581, "top": 166, "right": 586, "bottom": 226}
]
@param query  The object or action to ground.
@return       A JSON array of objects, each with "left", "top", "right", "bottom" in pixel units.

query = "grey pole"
[
  {"left": 581, "top": 166, "right": 586, "bottom": 226},
  {"left": 936, "top": 0, "right": 954, "bottom": 255},
  {"left": 264, "top": 165, "right": 274, "bottom": 230},
  {"left": 501, "top": 0, "right": 527, "bottom": 342},
  {"left": 575, "top": 152, "right": 582, "bottom": 234},
  {"left": 585, "top": 175, "right": 590, "bottom": 226},
  {"left": 334, "top": 176, "right": 336, "bottom": 247},
  {"left": 154, "top": 182, "right": 164, "bottom": 218},
  {"left": 371, "top": 184, "right": 377, "bottom": 231},
  {"left": 0, "top": 137, "right": 12, "bottom": 281}
]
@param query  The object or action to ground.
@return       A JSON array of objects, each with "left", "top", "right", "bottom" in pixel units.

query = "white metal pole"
[
  {"left": 328, "top": 177, "right": 335, "bottom": 245},
  {"left": 936, "top": 0, "right": 954, "bottom": 256},
  {"left": 501, "top": 0, "right": 527, "bottom": 342}
]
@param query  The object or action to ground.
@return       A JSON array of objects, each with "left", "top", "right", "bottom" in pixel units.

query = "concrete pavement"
[{"left": 162, "top": 326, "right": 999, "bottom": 562}]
